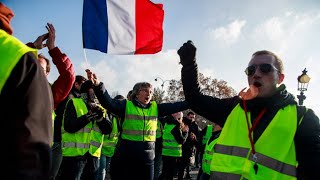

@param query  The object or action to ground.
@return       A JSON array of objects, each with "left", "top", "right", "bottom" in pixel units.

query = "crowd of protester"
[{"left": 1, "top": 2, "right": 320, "bottom": 180}]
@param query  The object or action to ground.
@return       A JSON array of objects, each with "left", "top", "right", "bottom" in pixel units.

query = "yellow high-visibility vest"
[
  {"left": 61, "top": 98, "right": 104, "bottom": 157},
  {"left": 202, "top": 125, "right": 212, "bottom": 145},
  {"left": 211, "top": 104, "right": 297, "bottom": 180},
  {"left": 101, "top": 116, "right": 119, "bottom": 157},
  {"left": 202, "top": 136, "right": 219, "bottom": 175},
  {"left": 122, "top": 100, "right": 158, "bottom": 141},
  {"left": 0, "top": 29, "right": 37, "bottom": 93},
  {"left": 162, "top": 124, "right": 182, "bottom": 157}
]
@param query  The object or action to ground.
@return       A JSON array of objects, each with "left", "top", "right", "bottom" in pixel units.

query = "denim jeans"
[
  {"left": 96, "top": 155, "right": 112, "bottom": 180},
  {"left": 59, "top": 153, "right": 99, "bottom": 180},
  {"left": 154, "top": 148, "right": 162, "bottom": 180},
  {"left": 50, "top": 142, "right": 62, "bottom": 180}
]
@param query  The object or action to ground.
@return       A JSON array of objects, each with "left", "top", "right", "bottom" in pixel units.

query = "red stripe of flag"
[{"left": 135, "top": 0, "right": 164, "bottom": 54}]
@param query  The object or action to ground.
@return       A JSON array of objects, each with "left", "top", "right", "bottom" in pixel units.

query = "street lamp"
[
  {"left": 154, "top": 77, "right": 171, "bottom": 89},
  {"left": 297, "top": 68, "right": 311, "bottom": 106}
]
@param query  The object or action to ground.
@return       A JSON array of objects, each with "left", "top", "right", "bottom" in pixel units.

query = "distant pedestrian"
[{"left": 159, "top": 112, "right": 188, "bottom": 180}]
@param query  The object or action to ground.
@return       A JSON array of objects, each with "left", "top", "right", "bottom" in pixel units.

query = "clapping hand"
[
  {"left": 33, "top": 33, "right": 48, "bottom": 49},
  {"left": 32, "top": 23, "right": 56, "bottom": 50},
  {"left": 45, "top": 23, "right": 56, "bottom": 50}
]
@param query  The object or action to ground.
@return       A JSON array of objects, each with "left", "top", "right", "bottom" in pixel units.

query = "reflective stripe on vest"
[
  {"left": 162, "top": 124, "right": 182, "bottom": 157},
  {"left": 101, "top": 116, "right": 119, "bottom": 157},
  {"left": 61, "top": 98, "right": 104, "bottom": 157},
  {"left": 202, "top": 137, "right": 218, "bottom": 175},
  {"left": 202, "top": 125, "right": 213, "bottom": 145},
  {"left": 0, "top": 29, "right": 37, "bottom": 93},
  {"left": 122, "top": 100, "right": 158, "bottom": 141},
  {"left": 211, "top": 104, "right": 297, "bottom": 180},
  {"left": 210, "top": 172, "right": 249, "bottom": 180}
]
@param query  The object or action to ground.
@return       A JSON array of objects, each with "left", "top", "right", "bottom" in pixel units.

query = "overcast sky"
[{"left": 5, "top": 0, "right": 320, "bottom": 116}]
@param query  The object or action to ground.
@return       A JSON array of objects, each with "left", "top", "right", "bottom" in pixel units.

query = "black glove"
[
  {"left": 86, "top": 112, "right": 99, "bottom": 122},
  {"left": 91, "top": 105, "right": 105, "bottom": 122},
  {"left": 177, "top": 40, "right": 197, "bottom": 66}
]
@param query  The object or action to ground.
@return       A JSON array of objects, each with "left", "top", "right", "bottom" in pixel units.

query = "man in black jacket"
[{"left": 178, "top": 40, "right": 320, "bottom": 179}]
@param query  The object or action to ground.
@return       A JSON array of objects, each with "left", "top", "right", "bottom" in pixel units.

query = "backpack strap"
[{"left": 297, "top": 105, "right": 309, "bottom": 126}]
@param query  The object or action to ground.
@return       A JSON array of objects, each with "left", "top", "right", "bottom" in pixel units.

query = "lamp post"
[
  {"left": 154, "top": 77, "right": 171, "bottom": 89},
  {"left": 297, "top": 68, "right": 311, "bottom": 106}
]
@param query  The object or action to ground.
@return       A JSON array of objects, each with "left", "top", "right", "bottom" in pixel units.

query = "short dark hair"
[
  {"left": 131, "top": 82, "right": 153, "bottom": 99},
  {"left": 183, "top": 116, "right": 192, "bottom": 126},
  {"left": 252, "top": 50, "right": 284, "bottom": 74},
  {"left": 114, "top": 94, "right": 125, "bottom": 100},
  {"left": 75, "top": 75, "right": 87, "bottom": 84},
  {"left": 126, "top": 90, "right": 133, "bottom": 100},
  {"left": 38, "top": 53, "right": 51, "bottom": 74},
  {"left": 80, "top": 80, "right": 93, "bottom": 93}
]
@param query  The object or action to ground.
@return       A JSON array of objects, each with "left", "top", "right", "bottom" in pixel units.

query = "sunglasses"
[{"left": 245, "top": 63, "right": 279, "bottom": 76}]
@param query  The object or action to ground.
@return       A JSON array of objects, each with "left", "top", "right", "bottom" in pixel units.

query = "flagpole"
[{"left": 83, "top": 49, "right": 90, "bottom": 69}]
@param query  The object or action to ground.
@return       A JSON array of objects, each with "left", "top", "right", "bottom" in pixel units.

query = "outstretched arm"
[
  {"left": 86, "top": 69, "right": 126, "bottom": 118},
  {"left": 178, "top": 41, "right": 238, "bottom": 126}
]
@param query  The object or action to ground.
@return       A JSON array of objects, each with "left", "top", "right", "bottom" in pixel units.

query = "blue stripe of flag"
[{"left": 82, "top": 0, "right": 108, "bottom": 53}]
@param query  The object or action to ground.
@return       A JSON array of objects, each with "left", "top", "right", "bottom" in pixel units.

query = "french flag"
[{"left": 82, "top": 0, "right": 164, "bottom": 55}]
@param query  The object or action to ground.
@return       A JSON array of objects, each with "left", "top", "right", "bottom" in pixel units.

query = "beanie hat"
[{"left": 0, "top": 2, "right": 14, "bottom": 35}]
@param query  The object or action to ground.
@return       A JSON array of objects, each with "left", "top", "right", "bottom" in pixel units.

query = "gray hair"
[{"left": 131, "top": 82, "right": 153, "bottom": 99}]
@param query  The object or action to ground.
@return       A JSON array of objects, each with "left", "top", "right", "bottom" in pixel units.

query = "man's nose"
[{"left": 252, "top": 67, "right": 263, "bottom": 77}]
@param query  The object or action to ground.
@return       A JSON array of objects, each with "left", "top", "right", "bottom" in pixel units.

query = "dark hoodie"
[{"left": 181, "top": 62, "right": 320, "bottom": 179}]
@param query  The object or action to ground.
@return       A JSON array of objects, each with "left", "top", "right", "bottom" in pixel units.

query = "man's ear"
[{"left": 278, "top": 73, "right": 285, "bottom": 84}]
